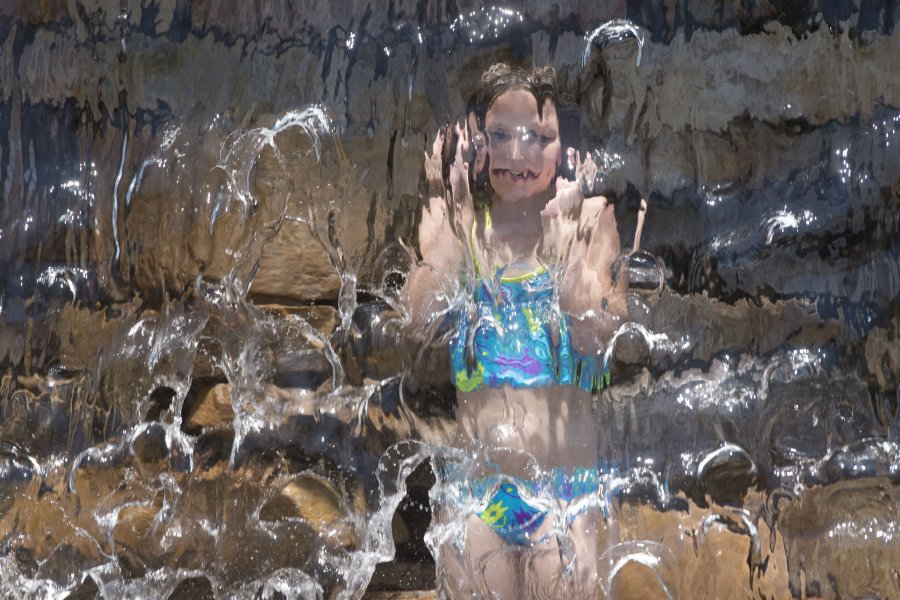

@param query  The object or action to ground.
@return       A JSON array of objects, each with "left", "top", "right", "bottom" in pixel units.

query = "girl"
[{"left": 408, "top": 63, "right": 646, "bottom": 598}]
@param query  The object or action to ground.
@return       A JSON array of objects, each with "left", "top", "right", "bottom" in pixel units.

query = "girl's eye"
[
  {"left": 541, "top": 131, "right": 558, "bottom": 146},
  {"left": 488, "top": 130, "right": 507, "bottom": 142}
]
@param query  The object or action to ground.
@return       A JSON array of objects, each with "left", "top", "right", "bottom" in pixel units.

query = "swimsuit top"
[{"left": 449, "top": 211, "right": 610, "bottom": 394}]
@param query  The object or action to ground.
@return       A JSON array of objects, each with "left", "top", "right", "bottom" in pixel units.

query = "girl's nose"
[{"left": 510, "top": 136, "right": 524, "bottom": 160}]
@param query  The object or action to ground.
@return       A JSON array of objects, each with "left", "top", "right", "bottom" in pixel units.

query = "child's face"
[{"left": 484, "top": 89, "right": 561, "bottom": 203}]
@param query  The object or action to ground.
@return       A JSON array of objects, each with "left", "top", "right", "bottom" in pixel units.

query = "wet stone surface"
[{"left": 1, "top": 1, "right": 899, "bottom": 598}]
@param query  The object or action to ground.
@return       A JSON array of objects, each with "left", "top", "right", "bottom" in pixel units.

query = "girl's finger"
[
  {"left": 632, "top": 198, "right": 648, "bottom": 253},
  {"left": 433, "top": 132, "right": 443, "bottom": 155}
]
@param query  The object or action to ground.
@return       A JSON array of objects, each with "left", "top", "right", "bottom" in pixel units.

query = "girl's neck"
[
  {"left": 483, "top": 188, "right": 552, "bottom": 259},
  {"left": 489, "top": 187, "right": 552, "bottom": 230}
]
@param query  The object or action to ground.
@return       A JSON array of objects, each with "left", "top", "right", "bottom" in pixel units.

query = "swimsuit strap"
[
  {"left": 470, "top": 210, "right": 484, "bottom": 278},
  {"left": 470, "top": 207, "right": 546, "bottom": 283}
]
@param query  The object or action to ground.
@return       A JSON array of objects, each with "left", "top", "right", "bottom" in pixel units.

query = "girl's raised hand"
[
  {"left": 541, "top": 149, "right": 591, "bottom": 261},
  {"left": 424, "top": 129, "right": 445, "bottom": 197},
  {"left": 447, "top": 122, "right": 475, "bottom": 236},
  {"left": 576, "top": 150, "right": 600, "bottom": 198},
  {"left": 419, "top": 124, "right": 472, "bottom": 267}
]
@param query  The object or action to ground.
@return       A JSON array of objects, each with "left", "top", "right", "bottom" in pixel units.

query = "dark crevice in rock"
[
  {"left": 168, "top": 576, "right": 215, "bottom": 600},
  {"left": 145, "top": 385, "right": 176, "bottom": 421}
]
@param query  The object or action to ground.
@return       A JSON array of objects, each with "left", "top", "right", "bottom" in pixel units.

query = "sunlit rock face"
[
  {"left": 2, "top": 2, "right": 897, "bottom": 304},
  {"left": 1, "top": 1, "right": 899, "bottom": 598}
]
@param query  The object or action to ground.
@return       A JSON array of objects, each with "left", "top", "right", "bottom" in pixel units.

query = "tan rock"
[
  {"left": 260, "top": 475, "right": 357, "bottom": 547},
  {"left": 112, "top": 503, "right": 160, "bottom": 551},
  {"left": 191, "top": 305, "right": 339, "bottom": 380},
  {"left": 182, "top": 381, "right": 337, "bottom": 432},
  {"left": 55, "top": 300, "right": 145, "bottom": 372},
  {"left": 250, "top": 219, "right": 341, "bottom": 302},
  {"left": 609, "top": 559, "right": 671, "bottom": 600},
  {"left": 778, "top": 477, "right": 900, "bottom": 599},
  {"left": 248, "top": 124, "right": 400, "bottom": 304},
  {"left": 615, "top": 493, "right": 792, "bottom": 599},
  {"left": 865, "top": 318, "right": 900, "bottom": 390},
  {"left": 416, "top": 416, "right": 458, "bottom": 448},
  {"left": 646, "top": 290, "right": 846, "bottom": 363},
  {"left": 363, "top": 592, "right": 436, "bottom": 600},
  {"left": 262, "top": 476, "right": 344, "bottom": 526},
  {"left": 256, "top": 304, "right": 339, "bottom": 341},
  {"left": 184, "top": 383, "right": 233, "bottom": 430}
]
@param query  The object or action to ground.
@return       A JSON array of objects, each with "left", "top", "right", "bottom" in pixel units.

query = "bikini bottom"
[{"left": 473, "top": 466, "right": 607, "bottom": 546}]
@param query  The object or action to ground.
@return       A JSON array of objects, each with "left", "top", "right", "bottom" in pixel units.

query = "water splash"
[
  {"left": 582, "top": 19, "right": 645, "bottom": 70},
  {"left": 112, "top": 120, "right": 127, "bottom": 264},
  {"left": 450, "top": 6, "right": 525, "bottom": 44},
  {"left": 2, "top": 3, "right": 899, "bottom": 598}
]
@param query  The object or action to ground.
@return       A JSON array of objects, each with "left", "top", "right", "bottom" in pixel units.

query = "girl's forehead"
[{"left": 485, "top": 89, "right": 558, "bottom": 128}]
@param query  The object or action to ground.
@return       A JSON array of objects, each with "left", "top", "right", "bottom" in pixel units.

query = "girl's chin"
[
  {"left": 490, "top": 179, "right": 548, "bottom": 202},
  {"left": 493, "top": 184, "right": 549, "bottom": 203},
  {"left": 494, "top": 189, "right": 532, "bottom": 203}
]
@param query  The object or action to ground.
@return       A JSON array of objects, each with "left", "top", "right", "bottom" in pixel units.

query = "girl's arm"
[
  {"left": 405, "top": 196, "right": 464, "bottom": 328},
  {"left": 405, "top": 126, "right": 473, "bottom": 330},
  {"left": 559, "top": 196, "right": 629, "bottom": 355},
  {"left": 545, "top": 153, "right": 647, "bottom": 356}
]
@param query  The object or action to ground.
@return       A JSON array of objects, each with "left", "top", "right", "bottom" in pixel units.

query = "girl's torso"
[
  {"left": 450, "top": 268, "right": 609, "bottom": 393},
  {"left": 454, "top": 384, "right": 599, "bottom": 470},
  {"left": 449, "top": 210, "right": 608, "bottom": 471}
]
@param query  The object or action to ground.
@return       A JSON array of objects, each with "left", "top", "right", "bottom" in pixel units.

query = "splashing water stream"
[{"left": 1, "top": 2, "right": 899, "bottom": 598}]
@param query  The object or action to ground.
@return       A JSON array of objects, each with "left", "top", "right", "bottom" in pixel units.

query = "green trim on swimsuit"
[{"left": 452, "top": 208, "right": 611, "bottom": 394}]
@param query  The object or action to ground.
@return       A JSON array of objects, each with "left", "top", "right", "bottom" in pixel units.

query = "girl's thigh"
[
  {"left": 435, "top": 514, "right": 519, "bottom": 599},
  {"left": 463, "top": 514, "right": 519, "bottom": 598},
  {"left": 437, "top": 506, "right": 617, "bottom": 599}
]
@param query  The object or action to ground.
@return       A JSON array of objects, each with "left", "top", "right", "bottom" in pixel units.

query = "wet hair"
[
  {"left": 462, "top": 63, "right": 580, "bottom": 205},
  {"left": 466, "top": 63, "right": 560, "bottom": 131}
]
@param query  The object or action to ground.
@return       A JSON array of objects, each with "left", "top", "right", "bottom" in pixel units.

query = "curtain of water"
[{"left": 0, "top": 2, "right": 898, "bottom": 598}]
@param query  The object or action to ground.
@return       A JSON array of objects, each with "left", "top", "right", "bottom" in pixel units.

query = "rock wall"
[
  {"left": 1, "top": 2, "right": 897, "bottom": 305},
  {"left": 1, "top": 1, "right": 899, "bottom": 597}
]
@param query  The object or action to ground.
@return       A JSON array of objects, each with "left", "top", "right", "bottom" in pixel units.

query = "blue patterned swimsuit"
[
  {"left": 449, "top": 267, "right": 610, "bottom": 394},
  {"left": 449, "top": 212, "right": 611, "bottom": 545}
]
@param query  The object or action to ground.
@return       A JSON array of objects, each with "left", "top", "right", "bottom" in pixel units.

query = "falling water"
[{"left": 1, "top": 2, "right": 898, "bottom": 599}]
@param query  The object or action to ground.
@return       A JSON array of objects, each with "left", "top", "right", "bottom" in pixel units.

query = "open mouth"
[{"left": 493, "top": 168, "right": 538, "bottom": 183}]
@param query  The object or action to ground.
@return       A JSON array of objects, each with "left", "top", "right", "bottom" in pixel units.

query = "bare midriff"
[{"left": 454, "top": 385, "right": 599, "bottom": 473}]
